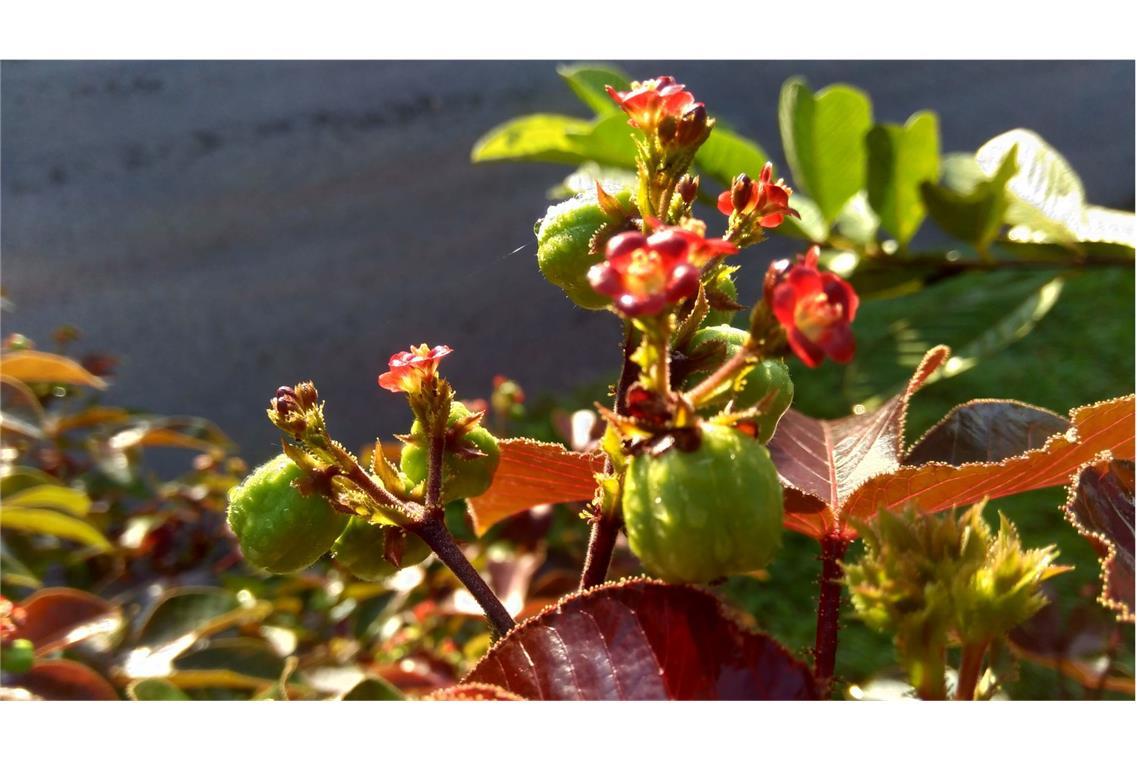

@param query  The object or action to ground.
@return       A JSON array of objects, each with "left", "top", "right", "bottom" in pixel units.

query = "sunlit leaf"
[
  {"left": 779, "top": 78, "right": 873, "bottom": 223},
  {"left": 558, "top": 63, "right": 628, "bottom": 116},
  {"left": 0, "top": 507, "right": 111, "bottom": 552},
  {"left": 466, "top": 438, "right": 605, "bottom": 535},
  {"left": 866, "top": 111, "right": 940, "bottom": 246},
  {"left": 104, "top": 415, "right": 234, "bottom": 454},
  {"left": 921, "top": 147, "right": 1017, "bottom": 251},
  {"left": 694, "top": 127, "right": 770, "bottom": 188},
  {"left": 1061, "top": 455, "right": 1135, "bottom": 622},
  {"left": 10, "top": 587, "right": 122, "bottom": 656},
  {"left": 0, "top": 467, "right": 64, "bottom": 499},
  {"left": 2, "top": 484, "right": 91, "bottom": 516},
  {"left": 770, "top": 347, "right": 1135, "bottom": 540},
  {"left": 471, "top": 113, "right": 604, "bottom": 165},
  {"left": 779, "top": 194, "right": 828, "bottom": 242},
  {"left": 464, "top": 578, "right": 817, "bottom": 700},
  {"left": 0, "top": 350, "right": 108, "bottom": 390},
  {"left": 174, "top": 637, "right": 284, "bottom": 681}
]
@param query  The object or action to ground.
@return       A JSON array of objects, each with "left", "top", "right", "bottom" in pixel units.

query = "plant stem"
[
  {"left": 414, "top": 517, "right": 515, "bottom": 637},
  {"left": 684, "top": 341, "right": 756, "bottom": 407},
  {"left": 578, "top": 326, "right": 638, "bottom": 590},
  {"left": 424, "top": 407, "right": 446, "bottom": 519},
  {"left": 955, "top": 641, "right": 990, "bottom": 700},
  {"left": 812, "top": 531, "right": 851, "bottom": 692}
]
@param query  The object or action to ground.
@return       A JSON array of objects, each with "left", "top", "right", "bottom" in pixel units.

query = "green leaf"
[
  {"left": 779, "top": 77, "right": 874, "bottom": 224},
  {"left": 558, "top": 63, "right": 629, "bottom": 116},
  {"left": 835, "top": 192, "right": 881, "bottom": 246},
  {"left": 2, "top": 485, "right": 91, "bottom": 516},
  {"left": 843, "top": 271, "right": 1066, "bottom": 407},
  {"left": 127, "top": 678, "right": 191, "bottom": 701},
  {"left": 977, "top": 129, "right": 1084, "bottom": 244},
  {"left": 0, "top": 506, "right": 111, "bottom": 551},
  {"left": 694, "top": 128, "right": 769, "bottom": 188},
  {"left": 0, "top": 467, "right": 64, "bottom": 499},
  {"left": 174, "top": 637, "right": 284, "bottom": 681},
  {"left": 339, "top": 676, "right": 406, "bottom": 701},
  {"left": 565, "top": 112, "right": 638, "bottom": 168},
  {"left": 778, "top": 194, "right": 828, "bottom": 242},
  {"left": 921, "top": 147, "right": 1018, "bottom": 251},
  {"left": 471, "top": 113, "right": 598, "bottom": 164},
  {"left": 866, "top": 112, "right": 941, "bottom": 246},
  {"left": 1074, "top": 205, "right": 1136, "bottom": 248}
]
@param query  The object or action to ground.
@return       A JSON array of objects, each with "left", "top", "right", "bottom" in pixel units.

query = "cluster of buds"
[
  {"left": 588, "top": 228, "right": 737, "bottom": 318},
  {"left": 845, "top": 503, "right": 1067, "bottom": 699},
  {"left": 761, "top": 246, "right": 859, "bottom": 367},
  {"left": 606, "top": 76, "right": 710, "bottom": 150},
  {"left": 719, "top": 163, "right": 799, "bottom": 246},
  {"left": 268, "top": 382, "right": 323, "bottom": 440}
]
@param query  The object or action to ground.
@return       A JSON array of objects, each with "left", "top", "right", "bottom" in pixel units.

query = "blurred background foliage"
[{"left": 0, "top": 62, "right": 1133, "bottom": 699}]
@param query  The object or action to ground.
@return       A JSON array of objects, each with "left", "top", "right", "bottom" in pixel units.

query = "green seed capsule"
[
  {"left": 331, "top": 518, "right": 430, "bottom": 581},
  {"left": 686, "top": 325, "right": 794, "bottom": 444},
  {"left": 400, "top": 402, "right": 500, "bottom": 502},
  {"left": 226, "top": 454, "right": 348, "bottom": 574},
  {"left": 535, "top": 189, "right": 632, "bottom": 310},
  {"left": 622, "top": 423, "right": 783, "bottom": 583}
]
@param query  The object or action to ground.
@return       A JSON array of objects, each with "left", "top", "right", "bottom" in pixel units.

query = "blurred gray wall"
[{"left": 1, "top": 61, "right": 1134, "bottom": 459}]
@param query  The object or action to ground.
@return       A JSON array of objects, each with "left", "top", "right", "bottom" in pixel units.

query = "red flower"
[
  {"left": 605, "top": 76, "right": 698, "bottom": 132},
  {"left": 378, "top": 344, "right": 453, "bottom": 394},
  {"left": 769, "top": 246, "right": 859, "bottom": 367},
  {"left": 717, "top": 163, "right": 798, "bottom": 228},
  {"left": 588, "top": 229, "right": 703, "bottom": 317}
]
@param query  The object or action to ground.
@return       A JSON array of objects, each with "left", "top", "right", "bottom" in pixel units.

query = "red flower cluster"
[
  {"left": 718, "top": 163, "right": 798, "bottom": 229},
  {"left": 378, "top": 344, "right": 453, "bottom": 394},
  {"left": 768, "top": 246, "right": 859, "bottom": 367},
  {"left": 589, "top": 229, "right": 736, "bottom": 317},
  {"left": 605, "top": 76, "right": 699, "bottom": 132}
]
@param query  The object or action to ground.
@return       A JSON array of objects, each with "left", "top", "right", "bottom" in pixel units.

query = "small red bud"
[
  {"left": 676, "top": 175, "right": 699, "bottom": 205},
  {"left": 731, "top": 174, "right": 754, "bottom": 213}
]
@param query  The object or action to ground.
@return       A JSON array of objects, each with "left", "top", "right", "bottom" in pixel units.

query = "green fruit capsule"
[
  {"left": 331, "top": 517, "right": 431, "bottom": 581},
  {"left": 535, "top": 188, "right": 632, "bottom": 309},
  {"left": 400, "top": 402, "right": 500, "bottom": 502},
  {"left": 686, "top": 325, "right": 793, "bottom": 444},
  {"left": 226, "top": 454, "right": 348, "bottom": 574},
  {"left": 622, "top": 423, "right": 783, "bottom": 583}
]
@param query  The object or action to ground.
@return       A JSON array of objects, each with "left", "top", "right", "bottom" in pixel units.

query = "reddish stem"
[
  {"left": 813, "top": 531, "right": 851, "bottom": 693},
  {"left": 578, "top": 326, "right": 639, "bottom": 590},
  {"left": 955, "top": 641, "right": 990, "bottom": 701}
]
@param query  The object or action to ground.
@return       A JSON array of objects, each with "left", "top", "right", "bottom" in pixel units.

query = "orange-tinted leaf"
[
  {"left": 0, "top": 350, "right": 108, "bottom": 389},
  {"left": 8, "top": 659, "right": 119, "bottom": 700},
  {"left": 12, "top": 588, "right": 122, "bottom": 656},
  {"left": 105, "top": 416, "right": 235, "bottom": 454},
  {"left": 463, "top": 578, "right": 817, "bottom": 700},
  {"left": 467, "top": 438, "right": 605, "bottom": 535},
  {"left": 1061, "top": 456, "right": 1135, "bottom": 622},
  {"left": 770, "top": 345, "right": 1136, "bottom": 540},
  {"left": 423, "top": 683, "right": 524, "bottom": 701}
]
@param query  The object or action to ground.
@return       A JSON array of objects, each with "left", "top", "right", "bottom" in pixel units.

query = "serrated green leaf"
[
  {"left": 558, "top": 64, "right": 629, "bottom": 116},
  {"left": 866, "top": 112, "right": 941, "bottom": 246},
  {"left": 779, "top": 78, "right": 874, "bottom": 224},
  {"left": 694, "top": 127, "right": 769, "bottom": 188},
  {"left": 0, "top": 506, "right": 111, "bottom": 551}
]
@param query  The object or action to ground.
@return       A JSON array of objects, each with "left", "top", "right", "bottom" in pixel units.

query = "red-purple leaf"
[
  {"left": 12, "top": 588, "right": 123, "bottom": 656},
  {"left": 463, "top": 578, "right": 817, "bottom": 700},
  {"left": 769, "top": 346, "right": 1136, "bottom": 540},
  {"left": 467, "top": 438, "right": 605, "bottom": 535},
  {"left": 1061, "top": 456, "right": 1135, "bottom": 622},
  {"left": 7, "top": 660, "right": 119, "bottom": 700},
  {"left": 423, "top": 683, "right": 524, "bottom": 701}
]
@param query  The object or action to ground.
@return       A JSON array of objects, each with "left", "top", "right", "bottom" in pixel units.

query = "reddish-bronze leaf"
[
  {"left": 770, "top": 346, "right": 1136, "bottom": 540},
  {"left": 1061, "top": 455, "right": 1135, "bottom": 622},
  {"left": 12, "top": 588, "right": 123, "bottom": 656},
  {"left": 463, "top": 578, "right": 817, "bottom": 700},
  {"left": 423, "top": 683, "right": 524, "bottom": 701},
  {"left": 467, "top": 438, "right": 605, "bottom": 535},
  {"left": 7, "top": 660, "right": 119, "bottom": 700}
]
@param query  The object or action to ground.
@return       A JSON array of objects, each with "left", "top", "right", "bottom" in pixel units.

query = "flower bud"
[{"left": 676, "top": 175, "right": 699, "bottom": 205}]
